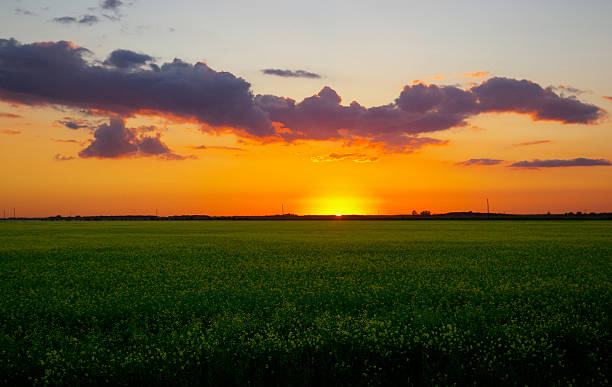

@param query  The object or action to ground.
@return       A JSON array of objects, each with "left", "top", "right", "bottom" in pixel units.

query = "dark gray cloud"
[
  {"left": 262, "top": 69, "right": 322, "bottom": 79},
  {"left": 53, "top": 16, "right": 77, "bottom": 24},
  {"left": 472, "top": 78, "right": 601, "bottom": 124},
  {"left": 101, "top": 0, "right": 123, "bottom": 10},
  {"left": 78, "top": 117, "right": 189, "bottom": 160},
  {"left": 0, "top": 39, "right": 274, "bottom": 137},
  {"left": 78, "top": 15, "right": 99, "bottom": 25},
  {"left": 0, "top": 38, "right": 606, "bottom": 156},
  {"left": 509, "top": 158, "right": 612, "bottom": 169},
  {"left": 57, "top": 119, "right": 90, "bottom": 130},
  {"left": 456, "top": 158, "right": 504, "bottom": 166},
  {"left": 52, "top": 15, "right": 99, "bottom": 25},
  {"left": 104, "top": 49, "right": 153, "bottom": 69}
]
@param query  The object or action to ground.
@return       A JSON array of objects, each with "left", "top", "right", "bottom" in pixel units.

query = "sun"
[{"left": 335, "top": 213, "right": 342, "bottom": 217}]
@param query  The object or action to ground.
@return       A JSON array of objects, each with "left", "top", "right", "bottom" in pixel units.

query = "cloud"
[
  {"left": 509, "top": 158, "right": 612, "bottom": 169},
  {"left": 101, "top": 0, "right": 123, "bottom": 10},
  {"left": 0, "top": 112, "right": 22, "bottom": 118},
  {"left": 455, "top": 71, "right": 490, "bottom": 78},
  {"left": 52, "top": 16, "right": 77, "bottom": 24},
  {"left": 54, "top": 154, "right": 75, "bottom": 161},
  {"left": 78, "top": 117, "right": 189, "bottom": 160},
  {"left": 262, "top": 69, "right": 321, "bottom": 79},
  {"left": 311, "top": 152, "right": 379, "bottom": 163},
  {"left": 0, "top": 38, "right": 606, "bottom": 155},
  {"left": 15, "top": 8, "right": 36, "bottom": 16},
  {"left": 104, "top": 49, "right": 153, "bottom": 69},
  {"left": 0, "top": 39, "right": 274, "bottom": 137},
  {"left": 471, "top": 78, "right": 602, "bottom": 123},
  {"left": 455, "top": 158, "right": 504, "bottom": 166},
  {"left": 189, "top": 145, "right": 244, "bottom": 151},
  {"left": 51, "top": 138, "right": 83, "bottom": 145},
  {"left": 0, "top": 129, "right": 21, "bottom": 135},
  {"left": 426, "top": 75, "right": 448, "bottom": 80},
  {"left": 52, "top": 15, "right": 99, "bottom": 25},
  {"left": 552, "top": 84, "right": 589, "bottom": 96},
  {"left": 513, "top": 140, "right": 552, "bottom": 147},
  {"left": 57, "top": 119, "right": 90, "bottom": 130}
]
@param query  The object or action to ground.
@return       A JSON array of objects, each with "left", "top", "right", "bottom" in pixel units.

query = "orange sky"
[{"left": 2, "top": 100, "right": 611, "bottom": 217}]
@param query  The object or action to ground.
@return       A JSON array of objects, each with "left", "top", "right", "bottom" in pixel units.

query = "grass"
[{"left": 0, "top": 220, "right": 610, "bottom": 385}]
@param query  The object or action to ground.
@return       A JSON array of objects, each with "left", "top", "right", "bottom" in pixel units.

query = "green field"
[{"left": 0, "top": 221, "right": 610, "bottom": 385}]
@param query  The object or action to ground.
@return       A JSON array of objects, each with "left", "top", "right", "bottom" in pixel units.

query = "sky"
[{"left": 1, "top": 0, "right": 612, "bottom": 216}]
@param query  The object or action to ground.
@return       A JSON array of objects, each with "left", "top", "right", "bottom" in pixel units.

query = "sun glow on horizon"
[{"left": 301, "top": 196, "right": 378, "bottom": 216}]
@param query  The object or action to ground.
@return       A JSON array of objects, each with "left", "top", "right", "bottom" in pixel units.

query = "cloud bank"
[
  {"left": 0, "top": 38, "right": 606, "bottom": 157},
  {"left": 509, "top": 158, "right": 611, "bottom": 169}
]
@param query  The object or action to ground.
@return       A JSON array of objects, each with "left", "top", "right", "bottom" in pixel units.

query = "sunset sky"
[{"left": 1, "top": 0, "right": 612, "bottom": 216}]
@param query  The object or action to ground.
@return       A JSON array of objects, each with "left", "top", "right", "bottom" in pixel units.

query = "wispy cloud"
[
  {"left": 51, "top": 138, "right": 84, "bottom": 145},
  {"left": 455, "top": 71, "right": 490, "bottom": 78},
  {"left": 509, "top": 158, "right": 611, "bottom": 169},
  {"left": 311, "top": 152, "right": 378, "bottom": 163},
  {"left": 56, "top": 119, "right": 91, "bottom": 130},
  {"left": 513, "top": 140, "right": 553, "bottom": 147},
  {"left": 455, "top": 158, "right": 504, "bottom": 166},
  {"left": 14, "top": 8, "right": 36, "bottom": 16},
  {"left": 189, "top": 145, "right": 244, "bottom": 151},
  {"left": 262, "top": 69, "right": 321, "bottom": 79},
  {"left": 0, "top": 129, "right": 21, "bottom": 135},
  {"left": 0, "top": 113, "right": 22, "bottom": 119},
  {"left": 52, "top": 15, "right": 99, "bottom": 25},
  {"left": 54, "top": 154, "right": 75, "bottom": 161}
]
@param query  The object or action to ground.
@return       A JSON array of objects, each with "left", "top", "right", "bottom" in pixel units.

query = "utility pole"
[
  {"left": 281, "top": 203, "right": 284, "bottom": 215},
  {"left": 13, "top": 208, "right": 16, "bottom": 219},
  {"left": 486, "top": 198, "right": 490, "bottom": 219},
  {"left": 155, "top": 208, "right": 158, "bottom": 217}
]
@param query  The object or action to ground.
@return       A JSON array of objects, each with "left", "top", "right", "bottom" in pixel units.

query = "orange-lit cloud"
[
  {"left": 189, "top": 145, "right": 244, "bottom": 151},
  {"left": 0, "top": 112, "right": 22, "bottom": 118},
  {"left": 426, "top": 74, "right": 448, "bottom": 80},
  {"left": 455, "top": 71, "right": 490, "bottom": 78},
  {"left": 311, "top": 152, "right": 378, "bottom": 163},
  {"left": 0, "top": 129, "right": 21, "bottom": 135},
  {"left": 513, "top": 140, "right": 553, "bottom": 147},
  {"left": 0, "top": 39, "right": 605, "bottom": 160}
]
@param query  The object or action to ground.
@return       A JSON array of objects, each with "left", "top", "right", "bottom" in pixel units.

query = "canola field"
[{"left": 0, "top": 220, "right": 610, "bottom": 385}]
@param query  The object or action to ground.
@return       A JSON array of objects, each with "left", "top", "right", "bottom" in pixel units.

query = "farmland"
[{"left": 0, "top": 220, "right": 610, "bottom": 385}]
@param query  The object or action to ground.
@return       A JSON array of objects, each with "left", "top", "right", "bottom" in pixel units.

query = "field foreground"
[{"left": 0, "top": 221, "right": 610, "bottom": 385}]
